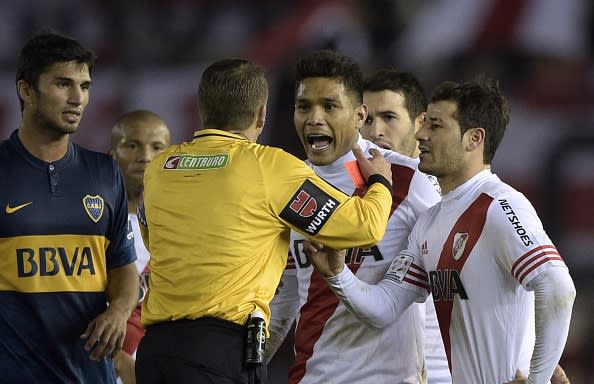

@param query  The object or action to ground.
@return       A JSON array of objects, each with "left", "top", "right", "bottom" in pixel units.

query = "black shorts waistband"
[{"left": 146, "top": 316, "right": 245, "bottom": 333}]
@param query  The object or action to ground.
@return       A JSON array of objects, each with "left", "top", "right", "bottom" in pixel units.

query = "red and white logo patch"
[
  {"left": 386, "top": 251, "right": 414, "bottom": 284},
  {"left": 452, "top": 232, "right": 469, "bottom": 261}
]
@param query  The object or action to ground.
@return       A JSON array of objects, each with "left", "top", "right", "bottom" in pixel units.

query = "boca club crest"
[{"left": 83, "top": 195, "right": 105, "bottom": 223}]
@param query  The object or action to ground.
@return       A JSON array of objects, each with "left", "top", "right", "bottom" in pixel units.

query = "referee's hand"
[{"left": 352, "top": 144, "right": 392, "bottom": 186}]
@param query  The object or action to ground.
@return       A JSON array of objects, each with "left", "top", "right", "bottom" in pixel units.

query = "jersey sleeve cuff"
[
  {"left": 325, "top": 265, "right": 355, "bottom": 289},
  {"left": 367, "top": 174, "right": 392, "bottom": 192}
]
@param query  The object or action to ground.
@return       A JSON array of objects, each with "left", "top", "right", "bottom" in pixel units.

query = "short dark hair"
[
  {"left": 364, "top": 70, "right": 427, "bottom": 121},
  {"left": 198, "top": 58, "right": 268, "bottom": 131},
  {"left": 431, "top": 76, "right": 510, "bottom": 164},
  {"left": 16, "top": 31, "right": 96, "bottom": 110},
  {"left": 295, "top": 50, "right": 363, "bottom": 105}
]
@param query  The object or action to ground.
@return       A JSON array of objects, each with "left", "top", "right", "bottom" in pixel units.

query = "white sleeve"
[
  {"left": 526, "top": 267, "right": 576, "bottom": 384},
  {"left": 325, "top": 255, "right": 427, "bottom": 329},
  {"left": 424, "top": 295, "right": 451, "bottom": 384},
  {"left": 265, "top": 266, "right": 299, "bottom": 363},
  {"left": 490, "top": 192, "right": 565, "bottom": 288}
]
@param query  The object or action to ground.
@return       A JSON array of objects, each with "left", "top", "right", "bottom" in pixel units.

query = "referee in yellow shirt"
[{"left": 135, "top": 58, "right": 394, "bottom": 384}]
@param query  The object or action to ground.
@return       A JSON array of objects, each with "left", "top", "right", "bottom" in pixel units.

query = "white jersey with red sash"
[{"left": 396, "top": 169, "right": 567, "bottom": 383}]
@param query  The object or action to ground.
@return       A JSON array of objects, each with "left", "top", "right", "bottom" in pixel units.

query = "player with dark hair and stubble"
[
  {"left": 361, "top": 69, "right": 450, "bottom": 383},
  {"left": 306, "top": 76, "right": 576, "bottom": 384},
  {"left": 361, "top": 69, "right": 571, "bottom": 384},
  {"left": 0, "top": 32, "right": 139, "bottom": 383},
  {"left": 362, "top": 70, "right": 427, "bottom": 158}
]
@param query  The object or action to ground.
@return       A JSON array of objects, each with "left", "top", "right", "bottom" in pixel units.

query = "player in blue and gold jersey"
[{"left": 0, "top": 32, "right": 139, "bottom": 383}]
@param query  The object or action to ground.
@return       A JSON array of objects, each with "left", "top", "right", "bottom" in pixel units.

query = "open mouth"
[{"left": 307, "top": 135, "right": 333, "bottom": 150}]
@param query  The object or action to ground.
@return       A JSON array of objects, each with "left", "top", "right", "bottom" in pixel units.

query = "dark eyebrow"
[
  {"left": 295, "top": 96, "right": 341, "bottom": 105},
  {"left": 378, "top": 110, "right": 397, "bottom": 116},
  {"left": 54, "top": 77, "right": 92, "bottom": 87}
]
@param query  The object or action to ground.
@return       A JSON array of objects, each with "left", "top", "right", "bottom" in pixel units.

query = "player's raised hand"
[
  {"left": 303, "top": 240, "right": 346, "bottom": 278},
  {"left": 352, "top": 144, "right": 392, "bottom": 186}
]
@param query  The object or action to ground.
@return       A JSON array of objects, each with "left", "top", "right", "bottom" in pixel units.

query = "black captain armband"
[
  {"left": 279, "top": 180, "right": 340, "bottom": 236},
  {"left": 367, "top": 174, "right": 392, "bottom": 191}
]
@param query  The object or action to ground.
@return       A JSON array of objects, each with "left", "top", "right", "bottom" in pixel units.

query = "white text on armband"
[
  {"left": 498, "top": 199, "right": 533, "bottom": 246},
  {"left": 306, "top": 199, "right": 336, "bottom": 234}
]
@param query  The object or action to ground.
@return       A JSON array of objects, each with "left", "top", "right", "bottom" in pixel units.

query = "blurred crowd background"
[{"left": 0, "top": 0, "right": 592, "bottom": 382}]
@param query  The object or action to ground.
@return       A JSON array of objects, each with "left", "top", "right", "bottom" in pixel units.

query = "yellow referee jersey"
[{"left": 139, "top": 129, "right": 392, "bottom": 328}]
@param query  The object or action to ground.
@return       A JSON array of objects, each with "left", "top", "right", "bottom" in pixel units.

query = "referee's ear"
[
  {"left": 256, "top": 104, "right": 267, "bottom": 130},
  {"left": 253, "top": 104, "right": 267, "bottom": 141}
]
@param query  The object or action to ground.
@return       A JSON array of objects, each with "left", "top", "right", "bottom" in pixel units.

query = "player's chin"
[
  {"left": 417, "top": 157, "right": 436, "bottom": 174},
  {"left": 128, "top": 173, "right": 145, "bottom": 186},
  {"left": 306, "top": 149, "right": 335, "bottom": 166},
  {"left": 57, "top": 126, "right": 79, "bottom": 135},
  {"left": 418, "top": 151, "right": 433, "bottom": 165}
]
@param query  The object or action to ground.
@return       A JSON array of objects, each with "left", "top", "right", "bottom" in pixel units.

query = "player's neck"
[
  {"left": 18, "top": 124, "right": 69, "bottom": 163},
  {"left": 439, "top": 164, "right": 490, "bottom": 195},
  {"left": 128, "top": 198, "right": 138, "bottom": 215},
  {"left": 229, "top": 125, "right": 260, "bottom": 142},
  {"left": 127, "top": 186, "right": 143, "bottom": 214}
]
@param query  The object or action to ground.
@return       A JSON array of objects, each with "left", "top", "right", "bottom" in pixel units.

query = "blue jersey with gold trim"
[{"left": 0, "top": 130, "right": 136, "bottom": 383}]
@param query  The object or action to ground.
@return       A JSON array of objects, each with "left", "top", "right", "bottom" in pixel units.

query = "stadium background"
[{"left": 0, "top": 0, "right": 591, "bottom": 382}]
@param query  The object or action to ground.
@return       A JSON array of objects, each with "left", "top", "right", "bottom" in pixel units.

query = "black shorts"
[{"left": 136, "top": 317, "right": 267, "bottom": 384}]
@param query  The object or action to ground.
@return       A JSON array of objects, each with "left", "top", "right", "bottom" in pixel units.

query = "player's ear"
[
  {"left": 414, "top": 112, "right": 426, "bottom": 133},
  {"left": 465, "top": 127, "right": 485, "bottom": 151},
  {"left": 355, "top": 103, "right": 367, "bottom": 130},
  {"left": 17, "top": 80, "right": 33, "bottom": 105}
]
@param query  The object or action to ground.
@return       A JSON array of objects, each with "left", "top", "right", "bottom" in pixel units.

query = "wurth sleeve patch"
[{"left": 280, "top": 180, "right": 340, "bottom": 236}]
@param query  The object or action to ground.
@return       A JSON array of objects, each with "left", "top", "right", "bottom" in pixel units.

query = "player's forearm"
[
  {"left": 107, "top": 262, "right": 140, "bottom": 317},
  {"left": 265, "top": 274, "right": 299, "bottom": 363},
  {"left": 325, "top": 266, "right": 414, "bottom": 329},
  {"left": 528, "top": 268, "right": 576, "bottom": 384}
]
